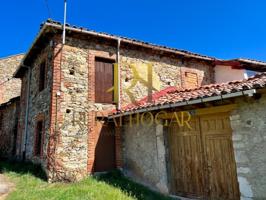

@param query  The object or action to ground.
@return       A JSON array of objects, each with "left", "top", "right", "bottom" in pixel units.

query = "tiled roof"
[
  {"left": 44, "top": 19, "right": 215, "bottom": 61},
  {"left": 117, "top": 72, "right": 266, "bottom": 114},
  {"left": 44, "top": 20, "right": 266, "bottom": 67},
  {"left": 234, "top": 58, "right": 266, "bottom": 66},
  {"left": 15, "top": 18, "right": 266, "bottom": 78}
]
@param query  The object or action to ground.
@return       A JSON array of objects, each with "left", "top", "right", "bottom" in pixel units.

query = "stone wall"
[
  {"left": 16, "top": 34, "right": 215, "bottom": 182},
  {"left": 0, "top": 54, "right": 23, "bottom": 159},
  {"left": 230, "top": 94, "right": 266, "bottom": 200},
  {"left": 16, "top": 73, "right": 29, "bottom": 158},
  {"left": 0, "top": 98, "right": 20, "bottom": 158},
  {"left": 17, "top": 44, "right": 53, "bottom": 172},
  {"left": 63, "top": 37, "right": 214, "bottom": 106},
  {"left": 0, "top": 54, "right": 23, "bottom": 104},
  {"left": 49, "top": 36, "right": 214, "bottom": 181},
  {"left": 122, "top": 117, "right": 169, "bottom": 193},
  {"left": 50, "top": 40, "right": 90, "bottom": 181},
  {"left": 120, "top": 49, "right": 214, "bottom": 105},
  {"left": 45, "top": 36, "right": 215, "bottom": 181}
]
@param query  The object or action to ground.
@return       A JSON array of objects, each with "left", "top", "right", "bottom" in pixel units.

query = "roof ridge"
[{"left": 43, "top": 18, "right": 216, "bottom": 60}]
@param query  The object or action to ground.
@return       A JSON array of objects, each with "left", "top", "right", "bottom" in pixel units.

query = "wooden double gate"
[{"left": 168, "top": 112, "right": 240, "bottom": 200}]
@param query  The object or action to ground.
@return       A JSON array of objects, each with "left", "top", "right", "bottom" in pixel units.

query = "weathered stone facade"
[
  {"left": 230, "top": 94, "right": 266, "bottom": 200},
  {"left": 0, "top": 97, "right": 20, "bottom": 158},
  {"left": 0, "top": 54, "right": 23, "bottom": 104},
  {"left": 13, "top": 20, "right": 215, "bottom": 183},
  {"left": 120, "top": 49, "right": 214, "bottom": 105},
  {"left": 120, "top": 94, "right": 266, "bottom": 199},
  {"left": 0, "top": 54, "right": 22, "bottom": 159},
  {"left": 122, "top": 118, "right": 169, "bottom": 194},
  {"left": 38, "top": 35, "right": 215, "bottom": 182},
  {"left": 17, "top": 44, "right": 53, "bottom": 175}
]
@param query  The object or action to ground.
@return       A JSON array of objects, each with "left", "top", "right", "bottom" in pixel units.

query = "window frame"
[
  {"left": 39, "top": 60, "right": 47, "bottom": 92},
  {"left": 184, "top": 71, "right": 199, "bottom": 88},
  {"left": 34, "top": 118, "right": 44, "bottom": 157},
  {"left": 94, "top": 57, "right": 115, "bottom": 104}
]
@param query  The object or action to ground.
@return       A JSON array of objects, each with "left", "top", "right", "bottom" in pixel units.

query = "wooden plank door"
[
  {"left": 94, "top": 121, "right": 116, "bottom": 172},
  {"left": 168, "top": 116, "right": 205, "bottom": 198},
  {"left": 200, "top": 113, "right": 240, "bottom": 200},
  {"left": 95, "top": 58, "right": 114, "bottom": 103},
  {"left": 168, "top": 112, "right": 240, "bottom": 200}
]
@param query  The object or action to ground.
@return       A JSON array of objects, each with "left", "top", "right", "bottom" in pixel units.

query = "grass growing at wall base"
[{"left": 0, "top": 161, "right": 172, "bottom": 200}]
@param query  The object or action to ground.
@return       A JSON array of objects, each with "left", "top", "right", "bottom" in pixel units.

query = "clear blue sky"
[{"left": 1, "top": 0, "right": 266, "bottom": 60}]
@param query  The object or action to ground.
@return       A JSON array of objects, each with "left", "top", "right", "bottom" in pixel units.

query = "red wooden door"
[{"left": 94, "top": 121, "right": 116, "bottom": 172}]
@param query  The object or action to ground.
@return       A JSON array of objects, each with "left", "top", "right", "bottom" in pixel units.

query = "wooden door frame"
[
  {"left": 166, "top": 104, "right": 240, "bottom": 200},
  {"left": 161, "top": 104, "right": 237, "bottom": 120}
]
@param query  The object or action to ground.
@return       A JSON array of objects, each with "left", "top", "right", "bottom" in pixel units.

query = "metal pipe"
[
  {"left": 117, "top": 38, "right": 121, "bottom": 110},
  {"left": 62, "top": 0, "right": 67, "bottom": 45},
  {"left": 22, "top": 65, "right": 32, "bottom": 160}
]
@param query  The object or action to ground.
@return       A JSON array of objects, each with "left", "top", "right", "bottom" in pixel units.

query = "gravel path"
[{"left": 0, "top": 174, "right": 14, "bottom": 200}]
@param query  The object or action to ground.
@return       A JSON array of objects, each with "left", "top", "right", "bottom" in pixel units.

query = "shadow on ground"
[
  {"left": 0, "top": 161, "right": 172, "bottom": 200},
  {"left": 0, "top": 160, "right": 47, "bottom": 181},
  {"left": 95, "top": 170, "right": 172, "bottom": 200}
]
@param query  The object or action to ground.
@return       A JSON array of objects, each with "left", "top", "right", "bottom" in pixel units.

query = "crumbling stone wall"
[
  {"left": 0, "top": 54, "right": 23, "bottom": 104},
  {"left": 0, "top": 98, "right": 20, "bottom": 158},
  {"left": 122, "top": 117, "right": 169, "bottom": 193},
  {"left": 230, "top": 94, "right": 266, "bottom": 200}
]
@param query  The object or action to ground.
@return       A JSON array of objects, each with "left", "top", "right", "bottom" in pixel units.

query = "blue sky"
[{"left": 1, "top": 0, "right": 266, "bottom": 60}]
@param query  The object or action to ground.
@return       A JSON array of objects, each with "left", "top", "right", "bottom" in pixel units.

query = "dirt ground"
[{"left": 0, "top": 174, "right": 14, "bottom": 200}]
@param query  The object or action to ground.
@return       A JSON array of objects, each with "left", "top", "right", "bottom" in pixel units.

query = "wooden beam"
[
  {"left": 194, "top": 104, "right": 237, "bottom": 115},
  {"left": 158, "top": 104, "right": 237, "bottom": 119}
]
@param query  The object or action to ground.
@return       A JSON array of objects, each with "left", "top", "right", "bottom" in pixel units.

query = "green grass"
[{"left": 0, "top": 161, "right": 172, "bottom": 200}]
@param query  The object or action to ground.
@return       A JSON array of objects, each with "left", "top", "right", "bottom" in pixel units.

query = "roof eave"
[
  {"left": 110, "top": 89, "right": 257, "bottom": 118},
  {"left": 215, "top": 59, "right": 266, "bottom": 71},
  {"left": 45, "top": 21, "right": 215, "bottom": 62},
  {"left": 14, "top": 24, "right": 49, "bottom": 78}
]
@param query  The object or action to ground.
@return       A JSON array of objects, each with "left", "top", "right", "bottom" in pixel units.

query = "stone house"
[
  {"left": 1, "top": 19, "right": 266, "bottom": 199},
  {"left": 13, "top": 19, "right": 217, "bottom": 182},
  {"left": 0, "top": 54, "right": 23, "bottom": 158}
]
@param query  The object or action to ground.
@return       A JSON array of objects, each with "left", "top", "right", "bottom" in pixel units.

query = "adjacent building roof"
[
  {"left": 215, "top": 58, "right": 266, "bottom": 71},
  {"left": 0, "top": 96, "right": 20, "bottom": 109},
  {"left": 0, "top": 54, "right": 24, "bottom": 104},
  {"left": 114, "top": 72, "right": 266, "bottom": 116}
]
